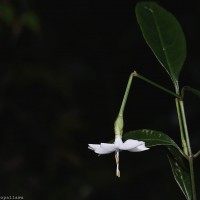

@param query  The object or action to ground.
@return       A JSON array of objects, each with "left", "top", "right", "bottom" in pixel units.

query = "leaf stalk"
[{"left": 133, "top": 71, "right": 180, "bottom": 99}]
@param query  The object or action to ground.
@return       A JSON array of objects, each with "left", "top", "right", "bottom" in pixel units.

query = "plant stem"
[
  {"left": 114, "top": 72, "right": 134, "bottom": 136},
  {"left": 175, "top": 98, "right": 188, "bottom": 155},
  {"left": 178, "top": 100, "right": 197, "bottom": 200},
  {"left": 179, "top": 101, "right": 192, "bottom": 156},
  {"left": 119, "top": 72, "right": 134, "bottom": 116},
  {"left": 189, "top": 158, "right": 196, "bottom": 200},
  {"left": 194, "top": 150, "right": 200, "bottom": 158},
  {"left": 133, "top": 71, "right": 180, "bottom": 98},
  {"left": 129, "top": 71, "right": 197, "bottom": 199}
]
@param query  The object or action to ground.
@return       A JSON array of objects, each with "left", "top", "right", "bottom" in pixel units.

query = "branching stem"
[
  {"left": 122, "top": 71, "right": 197, "bottom": 200},
  {"left": 132, "top": 71, "right": 197, "bottom": 200},
  {"left": 178, "top": 100, "right": 197, "bottom": 200},
  {"left": 194, "top": 150, "right": 200, "bottom": 158}
]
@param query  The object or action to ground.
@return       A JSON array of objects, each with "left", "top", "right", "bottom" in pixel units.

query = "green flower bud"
[{"left": 114, "top": 115, "right": 124, "bottom": 136}]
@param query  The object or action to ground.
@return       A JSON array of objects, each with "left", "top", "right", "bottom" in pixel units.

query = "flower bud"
[{"left": 114, "top": 115, "right": 124, "bottom": 136}]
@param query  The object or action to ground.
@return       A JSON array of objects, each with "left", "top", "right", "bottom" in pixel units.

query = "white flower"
[{"left": 88, "top": 136, "right": 149, "bottom": 177}]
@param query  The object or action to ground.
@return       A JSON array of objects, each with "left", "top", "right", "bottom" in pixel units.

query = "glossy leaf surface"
[
  {"left": 123, "top": 129, "right": 179, "bottom": 148},
  {"left": 167, "top": 146, "right": 192, "bottom": 200},
  {"left": 136, "top": 2, "right": 186, "bottom": 92},
  {"left": 123, "top": 129, "right": 192, "bottom": 199}
]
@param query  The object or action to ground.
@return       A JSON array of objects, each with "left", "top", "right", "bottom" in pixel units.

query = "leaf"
[
  {"left": 136, "top": 2, "right": 187, "bottom": 93},
  {"left": 182, "top": 86, "right": 200, "bottom": 99},
  {"left": 167, "top": 146, "right": 192, "bottom": 200},
  {"left": 123, "top": 129, "right": 192, "bottom": 199},
  {"left": 123, "top": 129, "right": 180, "bottom": 149}
]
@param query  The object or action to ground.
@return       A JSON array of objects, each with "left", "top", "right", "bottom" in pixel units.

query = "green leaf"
[
  {"left": 136, "top": 2, "right": 187, "bottom": 93},
  {"left": 182, "top": 86, "right": 200, "bottom": 99},
  {"left": 167, "top": 146, "right": 192, "bottom": 200},
  {"left": 123, "top": 129, "right": 192, "bottom": 199},
  {"left": 123, "top": 129, "right": 180, "bottom": 149}
]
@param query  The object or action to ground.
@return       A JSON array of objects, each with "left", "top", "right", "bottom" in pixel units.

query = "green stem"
[
  {"left": 132, "top": 71, "right": 197, "bottom": 199},
  {"left": 175, "top": 98, "right": 188, "bottom": 155},
  {"left": 133, "top": 71, "right": 180, "bottom": 98},
  {"left": 194, "top": 150, "right": 200, "bottom": 158},
  {"left": 179, "top": 100, "right": 197, "bottom": 200},
  {"left": 181, "top": 86, "right": 200, "bottom": 100},
  {"left": 122, "top": 71, "right": 197, "bottom": 199},
  {"left": 179, "top": 101, "right": 192, "bottom": 156},
  {"left": 114, "top": 72, "right": 134, "bottom": 136},
  {"left": 119, "top": 72, "right": 134, "bottom": 116},
  {"left": 189, "top": 158, "right": 196, "bottom": 200}
]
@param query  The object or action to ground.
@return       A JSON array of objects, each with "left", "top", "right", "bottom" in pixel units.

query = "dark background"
[{"left": 0, "top": 0, "right": 199, "bottom": 199}]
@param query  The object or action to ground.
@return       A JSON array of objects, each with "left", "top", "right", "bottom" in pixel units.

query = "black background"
[{"left": 0, "top": 0, "right": 200, "bottom": 199}]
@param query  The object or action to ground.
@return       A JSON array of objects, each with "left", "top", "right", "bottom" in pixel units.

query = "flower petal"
[
  {"left": 128, "top": 142, "right": 149, "bottom": 152},
  {"left": 94, "top": 146, "right": 114, "bottom": 154},
  {"left": 100, "top": 143, "right": 116, "bottom": 153},
  {"left": 119, "top": 139, "right": 142, "bottom": 150},
  {"left": 88, "top": 144, "right": 100, "bottom": 151},
  {"left": 114, "top": 136, "right": 123, "bottom": 148}
]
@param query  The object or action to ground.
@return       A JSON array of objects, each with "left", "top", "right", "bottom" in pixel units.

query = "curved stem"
[
  {"left": 181, "top": 86, "right": 200, "bottom": 100},
  {"left": 194, "top": 150, "right": 200, "bottom": 158}
]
